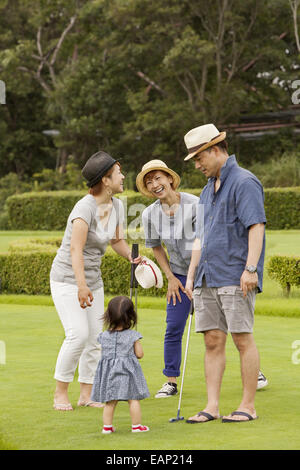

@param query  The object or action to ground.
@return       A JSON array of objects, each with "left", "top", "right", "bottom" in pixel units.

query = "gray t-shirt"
[
  {"left": 50, "top": 194, "right": 124, "bottom": 290},
  {"left": 142, "top": 192, "right": 199, "bottom": 276}
]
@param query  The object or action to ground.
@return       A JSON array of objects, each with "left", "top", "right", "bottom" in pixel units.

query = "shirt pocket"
[
  {"left": 215, "top": 201, "right": 226, "bottom": 224},
  {"left": 192, "top": 288, "right": 204, "bottom": 313},
  {"left": 193, "top": 287, "right": 202, "bottom": 297}
]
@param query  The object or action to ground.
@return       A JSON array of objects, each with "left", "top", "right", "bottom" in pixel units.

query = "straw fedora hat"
[
  {"left": 136, "top": 160, "right": 181, "bottom": 198},
  {"left": 135, "top": 257, "right": 163, "bottom": 289},
  {"left": 184, "top": 124, "right": 226, "bottom": 161}
]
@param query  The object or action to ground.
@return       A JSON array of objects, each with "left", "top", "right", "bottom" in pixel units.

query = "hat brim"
[
  {"left": 136, "top": 166, "right": 181, "bottom": 198},
  {"left": 184, "top": 131, "right": 227, "bottom": 161},
  {"left": 135, "top": 257, "right": 163, "bottom": 289}
]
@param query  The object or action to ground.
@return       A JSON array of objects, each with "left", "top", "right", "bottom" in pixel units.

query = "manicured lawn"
[
  {"left": 0, "top": 231, "right": 63, "bottom": 254},
  {"left": 0, "top": 229, "right": 299, "bottom": 450},
  {"left": 0, "top": 302, "right": 300, "bottom": 450}
]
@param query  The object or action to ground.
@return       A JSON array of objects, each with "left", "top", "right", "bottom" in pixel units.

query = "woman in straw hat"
[
  {"left": 136, "top": 160, "right": 198, "bottom": 398},
  {"left": 50, "top": 151, "right": 141, "bottom": 410}
]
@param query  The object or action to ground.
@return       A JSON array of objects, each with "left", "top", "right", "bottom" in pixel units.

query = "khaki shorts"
[{"left": 193, "top": 281, "right": 257, "bottom": 334}]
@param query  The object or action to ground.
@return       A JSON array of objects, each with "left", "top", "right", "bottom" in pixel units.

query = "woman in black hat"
[{"left": 50, "top": 151, "right": 141, "bottom": 410}]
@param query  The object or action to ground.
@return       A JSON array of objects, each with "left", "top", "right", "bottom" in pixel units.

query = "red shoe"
[
  {"left": 132, "top": 424, "right": 150, "bottom": 433},
  {"left": 102, "top": 425, "right": 116, "bottom": 434}
]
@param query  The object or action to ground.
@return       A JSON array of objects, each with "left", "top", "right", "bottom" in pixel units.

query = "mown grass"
[
  {"left": 0, "top": 303, "right": 300, "bottom": 450},
  {"left": 0, "top": 229, "right": 299, "bottom": 450}
]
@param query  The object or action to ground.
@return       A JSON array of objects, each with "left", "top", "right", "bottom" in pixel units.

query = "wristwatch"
[{"left": 245, "top": 265, "right": 257, "bottom": 273}]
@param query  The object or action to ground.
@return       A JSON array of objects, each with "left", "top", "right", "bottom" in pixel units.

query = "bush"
[
  {"left": 6, "top": 191, "right": 86, "bottom": 230},
  {"left": 0, "top": 238, "right": 168, "bottom": 297},
  {"left": 0, "top": 252, "right": 55, "bottom": 295},
  {"left": 264, "top": 187, "right": 300, "bottom": 229},
  {"left": 32, "top": 161, "right": 86, "bottom": 191},
  {"left": 0, "top": 173, "right": 32, "bottom": 230},
  {"left": 267, "top": 255, "right": 300, "bottom": 296},
  {"left": 248, "top": 152, "right": 300, "bottom": 188},
  {"left": 6, "top": 186, "right": 300, "bottom": 231}
]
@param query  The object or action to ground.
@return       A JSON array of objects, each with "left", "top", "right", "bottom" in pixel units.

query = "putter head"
[{"left": 169, "top": 416, "right": 184, "bottom": 423}]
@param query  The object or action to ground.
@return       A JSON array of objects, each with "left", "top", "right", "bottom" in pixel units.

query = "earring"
[{"left": 106, "top": 187, "right": 112, "bottom": 196}]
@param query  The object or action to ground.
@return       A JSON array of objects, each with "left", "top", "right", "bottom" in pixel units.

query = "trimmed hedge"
[
  {"left": 5, "top": 187, "right": 300, "bottom": 231},
  {"left": 6, "top": 191, "right": 87, "bottom": 231},
  {"left": 267, "top": 255, "right": 300, "bottom": 297},
  {"left": 264, "top": 187, "right": 300, "bottom": 229},
  {"left": 0, "top": 238, "right": 168, "bottom": 297}
]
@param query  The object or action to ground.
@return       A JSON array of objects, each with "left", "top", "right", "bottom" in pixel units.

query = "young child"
[{"left": 91, "top": 295, "right": 150, "bottom": 434}]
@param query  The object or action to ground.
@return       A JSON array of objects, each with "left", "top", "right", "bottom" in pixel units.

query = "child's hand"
[{"left": 78, "top": 285, "right": 94, "bottom": 308}]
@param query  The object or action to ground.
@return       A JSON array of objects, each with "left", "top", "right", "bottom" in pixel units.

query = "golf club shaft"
[
  {"left": 177, "top": 311, "right": 193, "bottom": 413},
  {"left": 135, "top": 288, "right": 138, "bottom": 314},
  {"left": 130, "top": 244, "right": 139, "bottom": 313}
]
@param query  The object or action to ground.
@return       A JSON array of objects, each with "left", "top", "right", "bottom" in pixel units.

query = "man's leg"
[
  {"left": 223, "top": 332, "right": 259, "bottom": 421},
  {"left": 187, "top": 329, "right": 226, "bottom": 422}
]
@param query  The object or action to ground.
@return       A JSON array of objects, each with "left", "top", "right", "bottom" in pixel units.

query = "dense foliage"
[
  {"left": 1, "top": 0, "right": 300, "bottom": 181},
  {"left": 0, "top": 240, "right": 167, "bottom": 296}
]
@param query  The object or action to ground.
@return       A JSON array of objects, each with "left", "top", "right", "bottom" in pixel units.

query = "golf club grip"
[
  {"left": 130, "top": 244, "right": 139, "bottom": 288},
  {"left": 131, "top": 243, "right": 139, "bottom": 259}
]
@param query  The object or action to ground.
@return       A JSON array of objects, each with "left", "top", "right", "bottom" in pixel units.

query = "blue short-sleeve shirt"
[{"left": 194, "top": 155, "right": 266, "bottom": 292}]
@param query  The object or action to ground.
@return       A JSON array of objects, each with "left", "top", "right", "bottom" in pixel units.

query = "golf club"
[
  {"left": 169, "top": 300, "right": 194, "bottom": 423},
  {"left": 130, "top": 243, "right": 139, "bottom": 314}
]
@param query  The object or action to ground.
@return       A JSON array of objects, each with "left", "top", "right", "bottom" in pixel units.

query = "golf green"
[{"left": 0, "top": 302, "right": 300, "bottom": 450}]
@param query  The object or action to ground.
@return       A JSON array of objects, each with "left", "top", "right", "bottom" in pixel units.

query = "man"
[{"left": 184, "top": 124, "right": 267, "bottom": 423}]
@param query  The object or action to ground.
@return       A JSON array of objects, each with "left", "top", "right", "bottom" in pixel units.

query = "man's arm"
[
  {"left": 185, "top": 237, "right": 201, "bottom": 300},
  {"left": 240, "top": 223, "right": 265, "bottom": 296}
]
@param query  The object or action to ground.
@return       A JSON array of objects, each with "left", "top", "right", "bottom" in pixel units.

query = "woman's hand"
[
  {"left": 127, "top": 252, "right": 142, "bottom": 265},
  {"left": 78, "top": 285, "right": 94, "bottom": 309},
  {"left": 167, "top": 275, "right": 185, "bottom": 306}
]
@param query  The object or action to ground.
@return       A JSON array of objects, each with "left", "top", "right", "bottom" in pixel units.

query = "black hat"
[{"left": 82, "top": 151, "right": 117, "bottom": 187}]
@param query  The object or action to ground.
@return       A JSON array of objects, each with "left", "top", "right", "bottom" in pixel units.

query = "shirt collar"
[
  {"left": 220, "top": 154, "right": 237, "bottom": 183},
  {"left": 208, "top": 154, "right": 237, "bottom": 187}
]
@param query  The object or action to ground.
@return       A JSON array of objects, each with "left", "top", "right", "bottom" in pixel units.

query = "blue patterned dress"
[{"left": 91, "top": 329, "right": 150, "bottom": 403}]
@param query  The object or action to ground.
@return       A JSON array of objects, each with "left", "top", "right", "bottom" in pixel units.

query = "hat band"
[
  {"left": 141, "top": 260, "right": 158, "bottom": 286},
  {"left": 86, "top": 159, "right": 117, "bottom": 187},
  {"left": 188, "top": 134, "right": 222, "bottom": 154}
]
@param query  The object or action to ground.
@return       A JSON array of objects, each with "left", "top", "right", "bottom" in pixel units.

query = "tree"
[{"left": 1, "top": 0, "right": 300, "bottom": 180}]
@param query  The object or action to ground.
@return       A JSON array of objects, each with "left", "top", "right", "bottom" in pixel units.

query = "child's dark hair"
[{"left": 104, "top": 295, "right": 137, "bottom": 331}]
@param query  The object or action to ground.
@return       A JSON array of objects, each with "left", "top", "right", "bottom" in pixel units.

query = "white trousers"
[{"left": 50, "top": 280, "right": 104, "bottom": 384}]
